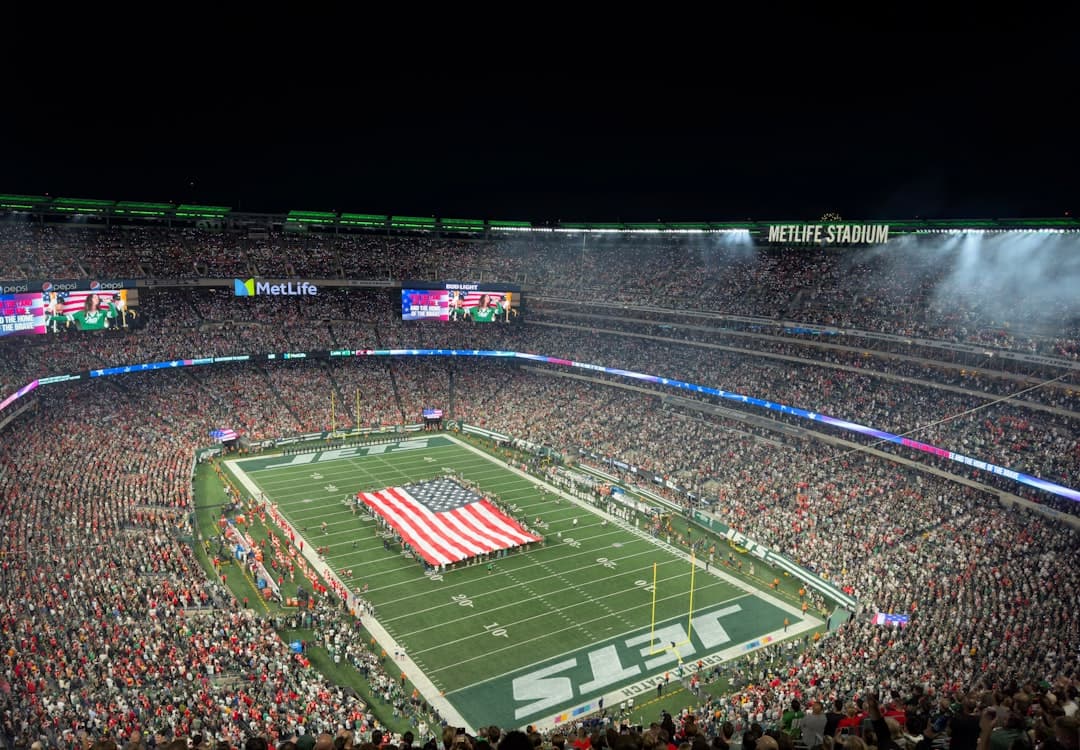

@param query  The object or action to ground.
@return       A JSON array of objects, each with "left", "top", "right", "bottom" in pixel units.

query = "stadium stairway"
[
  {"left": 320, "top": 359, "right": 351, "bottom": 424},
  {"left": 258, "top": 361, "right": 305, "bottom": 431},
  {"left": 374, "top": 323, "right": 407, "bottom": 423},
  {"left": 184, "top": 368, "right": 231, "bottom": 411}
]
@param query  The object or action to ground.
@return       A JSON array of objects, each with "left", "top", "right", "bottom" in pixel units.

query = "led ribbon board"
[{"left": 1, "top": 348, "right": 1076, "bottom": 504}]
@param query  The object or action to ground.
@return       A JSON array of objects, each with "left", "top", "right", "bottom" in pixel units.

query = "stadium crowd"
[
  {"left": 2, "top": 225, "right": 1078, "bottom": 355},
  {"left": 1, "top": 222, "right": 1078, "bottom": 750}
]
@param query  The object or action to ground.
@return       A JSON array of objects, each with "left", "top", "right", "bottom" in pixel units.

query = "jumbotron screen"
[
  {"left": 401, "top": 281, "right": 521, "bottom": 323},
  {"left": 0, "top": 289, "right": 141, "bottom": 337}
]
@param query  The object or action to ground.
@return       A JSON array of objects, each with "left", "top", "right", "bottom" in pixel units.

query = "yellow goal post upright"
[{"left": 648, "top": 551, "right": 697, "bottom": 661}]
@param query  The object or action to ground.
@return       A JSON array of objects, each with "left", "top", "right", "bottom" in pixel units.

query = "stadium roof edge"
[{"left": 0, "top": 194, "right": 1076, "bottom": 233}]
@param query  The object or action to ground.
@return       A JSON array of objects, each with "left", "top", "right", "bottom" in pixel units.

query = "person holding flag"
[
  {"left": 106, "top": 289, "right": 130, "bottom": 328},
  {"left": 448, "top": 290, "right": 466, "bottom": 322},
  {"left": 44, "top": 292, "right": 63, "bottom": 333}
]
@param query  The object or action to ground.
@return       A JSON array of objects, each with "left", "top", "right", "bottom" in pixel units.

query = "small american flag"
[
  {"left": 210, "top": 428, "right": 238, "bottom": 442},
  {"left": 360, "top": 478, "right": 540, "bottom": 566},
  {"left": 871, "top": 612, "right": 910, "bottom": 627}
]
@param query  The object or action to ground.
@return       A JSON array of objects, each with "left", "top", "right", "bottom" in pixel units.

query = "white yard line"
[
  {"left": 397, "top": 567, "right": 741, "bottom": 639},
  {"left": 423, "top": 591, "right": 754, "bottom": 676},
  {"left": 382, "top": 556, "right": 683, "bottom": 623},
  {"left": 446, "top": 435, "right": 815, "bottom": 619},
  {"left": 531, "top": 613, "right": 821, "bottom": 733},
  {"left": 226, "top": 437, "right": 823, "bottom": 733},
  {"left": 226, "top": 454, "right": 474, "bottom": 733}
]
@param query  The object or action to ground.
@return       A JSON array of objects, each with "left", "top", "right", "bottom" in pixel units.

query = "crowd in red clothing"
[{"left": 0, "top": 224, "right": 1078, "bottom": 750}]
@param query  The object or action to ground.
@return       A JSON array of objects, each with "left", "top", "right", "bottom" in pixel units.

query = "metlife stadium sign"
[
  {"left": 233, "top": 278, "right": 318, "bottom": 296},
  {"left": 767, "top": 224, "right": 889, "bottom": 245}
]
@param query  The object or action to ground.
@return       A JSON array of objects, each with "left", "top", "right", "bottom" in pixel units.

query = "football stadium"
[
  {"left": 2, "top": 84, "right": 1080, "bottom": 750},
  {"left": 1, "top": 200, "right": 1078, "bottom": 750}
]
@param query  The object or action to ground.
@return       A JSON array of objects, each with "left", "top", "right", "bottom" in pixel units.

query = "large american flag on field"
[{"left": 360, "top": 478, "right": 541, "bottom": 565}]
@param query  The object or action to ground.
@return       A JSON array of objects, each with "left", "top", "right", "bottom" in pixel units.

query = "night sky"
[{"left": 6, "top": 49, "right": 1078, "bottom": 223}]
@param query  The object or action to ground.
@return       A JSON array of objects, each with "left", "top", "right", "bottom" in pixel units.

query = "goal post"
[{"left": 648, "top": 551, "right": 697, "bottom": 657}]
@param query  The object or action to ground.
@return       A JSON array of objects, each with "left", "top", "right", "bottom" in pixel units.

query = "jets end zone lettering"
[
  {"left": 768, "top": 224, "right": 889, "bottom": 245},
  {"left": 265, "top": 438, "right": 432, "bottom": 468},
  {"left": 511, "top": 604, "right": 742, "bottom": 720}
]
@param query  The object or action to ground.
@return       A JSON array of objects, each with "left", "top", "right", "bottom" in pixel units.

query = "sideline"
[
  {"left": 226, "top": 454, "right": 473, "bottom": 732},
  {"left": 225, "top": 437, "right": 822, "bottom": 733}
]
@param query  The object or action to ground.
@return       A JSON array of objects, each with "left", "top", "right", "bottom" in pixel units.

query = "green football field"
[{"left": 226, "top": 434, "right": 818, "bottom": 730}]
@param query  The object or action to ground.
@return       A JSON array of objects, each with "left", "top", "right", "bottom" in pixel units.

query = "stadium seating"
[{"left": 0, "top": 223, "right": 1077, "bottom": 750}]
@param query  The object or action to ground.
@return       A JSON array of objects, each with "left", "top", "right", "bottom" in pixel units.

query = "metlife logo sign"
[{"left": 233, "top": 278, "right": 318, "bottom": 296}]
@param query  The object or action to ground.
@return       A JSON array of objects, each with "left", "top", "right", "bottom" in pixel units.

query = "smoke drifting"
[{"left": 839, "top": 231, "right": 1080, "bottom": 336}]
